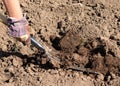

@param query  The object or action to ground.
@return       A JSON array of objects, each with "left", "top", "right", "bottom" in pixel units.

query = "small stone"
[
  {"left": 50, "top": 59, "right": 60, "bottom": 68},
  {"left": 107, "top": 76, "right": 111, "bottom": 81},
  {"left": 9, "top": 77, "right": 14, "bottom": 83},
  {"left": 58, "top": 69, "right": 62, "bottom": 72},
  {"left": 30, "top": 64, "right": 38, "bottom": 72},
  {"left": 81, "top": 76, "right": 87, "bottom": 81},
  {"left": 48, "top": 69, "right": 58, "bottom": 75},
  {"left": 1, "top": 44, "right": 7, "bottom": 51},
  {"left": 12, "top": 57, "right": 23, "bottom": 67},
  {"left": 59, "top": 71, "right": 65, "bottom": 76},
  {"left": 110, "top": 72, "right": 116, "bottom": 79},
  {"left": 96, "top": 73, "right": 104, "bottom": 81},
  {"left": 41, "top": 58, "right": 47, "bottom": 64},
  {"left": 72, "top": 53, "right": 80, "bottom": 60},
  {"left": 74, "top": 72, "right": 79, "bottom": 77},
  {"left": 20, "top": 46, "right": 33, "bottom": 55},
  {"left": 7, "top": 66, "right": 14, "bottom": 73},
  {"left": 87, "top": 76, "right": 91, "bottom": 80},
  {"left": 92, "top": 41, "right": 98, "bottom": 48},
  {"left": 26, "top": 67, "right": 34, "bottom": 76},
  {"left": 37, "top": 77, "right": 42, "bottom": 81},
  {"left": 109, "top": 80, "right": 113, "bottom": 85}
]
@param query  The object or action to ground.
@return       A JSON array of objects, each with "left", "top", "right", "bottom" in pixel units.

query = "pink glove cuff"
[{"left": 7, "top": 17, "right": 28, "bottom": 37}]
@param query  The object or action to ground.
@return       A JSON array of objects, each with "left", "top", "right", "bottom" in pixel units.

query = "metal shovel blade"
[{"left": 30, "top": 36, "right": 61, "bottom": 65}]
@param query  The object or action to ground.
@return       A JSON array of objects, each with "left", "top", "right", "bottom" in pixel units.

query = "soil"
[{"left": 0, "top": 0, "right": 120, "bottom": 86}]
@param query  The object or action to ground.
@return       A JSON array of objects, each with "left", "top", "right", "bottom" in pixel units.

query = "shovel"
[
  {"left": 0, "top": 13, "right": 60, "bottom": 67},
  {"left": 30, "top": 36, "right": 60, "bottom": 67},
  {"left": 30, "top": 36, "right": 46, "bottom": 52}
]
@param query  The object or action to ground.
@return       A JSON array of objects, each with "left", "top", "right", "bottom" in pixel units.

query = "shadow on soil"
[{"left": 0, "top": 49, "right": 55, "bottom": 69}]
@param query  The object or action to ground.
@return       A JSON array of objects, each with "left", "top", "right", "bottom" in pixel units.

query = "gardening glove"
[{"left": 7, "top": 17, "right": 32, "bottom": 45}]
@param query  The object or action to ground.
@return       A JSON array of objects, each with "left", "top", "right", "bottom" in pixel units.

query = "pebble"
[
  {"left": 107, "top": 75, "right": 111, "bottom": 81},
  {"left": 72, "top": 53, "right": 80, "bottom": 61},
  {"left": 12, "top": 57, "right": 23, "bottom": 67},
  {"left": 30, "top": 64, "right": 38, "bottom": 72},
  {"left": 96, "top": 73, "right": 104, "bottom": 81},
  {"left": 1, "top": 44, "right": 7, "bottom": 51},
  {"left": 81, "top": 76, "right": 87, "bottom": 81},
  {"left": 109, "top": 80, "right": 113, "bottom": 85},
  {"left": 87, "top": 76, "right": 91, "bottom": 80},
  {"left": 37, "top": 77, "right": 42, "bottom": 81},
  {"left": 110, "top": 72, "right": 116, "bottom": 79},
  {"left": 8, "top": 77, "right": 14, "bottom": 83},
  {"left": 59, "top": 71, "right": 65, "bottom": 76},
  {"left": 26, "top": 67, "right": 34, "bottom": 76},
  {"left": 49, "top": 69, "right": 58, "bottom": 74},
  {"left": 73, "top": 72, "right": 79, "bottom": 77},
  {"left": 6, "top": 66, "right": 14, "bottom": 73},
  {"left": 92, "top": 40, "right": 98, "bottom": 48}
]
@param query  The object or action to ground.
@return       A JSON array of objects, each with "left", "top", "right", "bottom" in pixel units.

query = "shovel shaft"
[
  {"left": 30, "top": 36, "right": 45, "bottom": 52},
  {"left": 30, "top": 36, "right": 61, "bottom": 64}
]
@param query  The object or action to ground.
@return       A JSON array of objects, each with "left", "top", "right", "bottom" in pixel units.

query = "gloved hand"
[{"left": 7, "top": 17, "right": 32, "bottom": 45}]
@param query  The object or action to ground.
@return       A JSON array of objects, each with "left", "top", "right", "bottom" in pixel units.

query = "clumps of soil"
[
  {"left": 5, "top": 26, "right": 119, "bottom": 77},
  {"left": 0, "top": 41, "right": 55, "bottom": 69},
  {"left": 59, "top": 28, "right": 83, "bottom": 53},
  {"left": 50, "top": 28, "right": 120, "bottom": 76}
]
